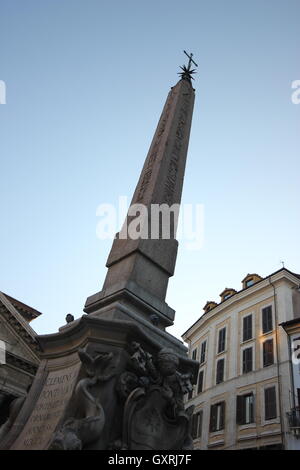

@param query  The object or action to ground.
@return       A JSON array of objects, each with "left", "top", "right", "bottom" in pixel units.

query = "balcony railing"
[{"left": 287, "top": 408, "right": 300, "bottom": 436}]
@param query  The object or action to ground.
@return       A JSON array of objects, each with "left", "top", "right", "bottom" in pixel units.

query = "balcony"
[{"left": 287, "top": 408, "right": 300, "bottom": 437}]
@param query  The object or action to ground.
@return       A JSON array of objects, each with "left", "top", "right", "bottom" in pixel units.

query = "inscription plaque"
[{"left": 11, "top": 363, "right": 80, "bottom": 450}]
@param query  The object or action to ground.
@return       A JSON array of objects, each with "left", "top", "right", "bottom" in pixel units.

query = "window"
[
  {"left": 236, "top": 393, "right": 255, "bottom": 425},
  {"left": 192, "top": 410, "right": 203, "bottom": 439},
  {"left": 242, "top": 347, "right": 253, "bottom": 374},
  {"left": 263, "top": 339, "right": 274, "bottom": 367},
  {"left": 246, "top": 279, "right": 254, "bottom": 288},
  {"left": 197, "top": 370, "right": 204, "bottom": 394},
  {"left": 264, "top": 386, "right": 277, "bottom": 420},
  {"left": 0, "top": 393, "right": 16, "bottom": 427},
  {"left": 262, "top": 306, "right": 273, "bottom": 334},
  {"left": 297, "top": 388, "right": 300, "bottom": 408},
  {"left": 210, "top": 402, "right": 225, "bottom": 432},
  {"left": 200, "top": 340, "right": 207, "bottom": 364},
  {"left": 218, "top": 327, "right": 226, "bottom": 353},
  {"left": 243, "top": 314, "right": 252, "bottom": 341},
  {"left": 192, "top": 348, "right": 197, "bottom": 360},
  {"left": 216, "top": 358, "right": 225, "bottom": 384},
  {"left": 187, "top": 386, "right": 193, "bottom": 400}
]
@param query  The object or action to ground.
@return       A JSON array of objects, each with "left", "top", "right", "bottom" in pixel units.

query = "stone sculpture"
[{"left": 50, "top": 348, "right": 116, "bottom": 450}]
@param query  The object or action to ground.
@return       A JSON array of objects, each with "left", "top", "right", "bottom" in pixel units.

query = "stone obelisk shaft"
[{"left": 85, "top": 78, "right": 195, "bottom": 333}]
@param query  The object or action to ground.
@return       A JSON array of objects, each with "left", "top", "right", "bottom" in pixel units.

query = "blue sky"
[{"left": 0, "top": 0, "right": 299, "bottom": 340}]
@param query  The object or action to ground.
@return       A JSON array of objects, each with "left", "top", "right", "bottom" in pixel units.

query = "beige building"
[{"left": 182, "top": 268, "right": 300, "bottom": 450}]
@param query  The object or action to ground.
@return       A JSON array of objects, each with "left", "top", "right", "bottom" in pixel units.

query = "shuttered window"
[
  {"left": 236, "top": 393, "right": 255, "bottom": 425},
  {"left": 216, "top": 358, "right": 225, "bottom": 384},
  {"left": 264, "top": 387, "right": 277, "bottom": 420},
  {"left": 197, "top": 370, "right": 204, "bottom": 394},
  {"left": 192, "top": 410, "right": 203, "bottom": 439},
  {"left": 262, "top": 306, "right": 273, "bottom": 333},
  {"left": 243, "top": 314, "right": 252, "bottom": 341},
  {"left": 210, "top": 402, "right": 225, "bottom": 432},
  {"left": 200, "top": 340, "right": 207, "bottom": 364},
  {"left": 297, "top": 388, "right": 300, "bottom": 408},
  {"left": 218, "top": 328, "right": 226, "bottom": 353},
  {"left": 188, "top": 386, "right": 193, "bottom": 400},
  {"left": 242, "top": 347, "right": 253, "bottom": 374},
  {"left": 263, "top": 339, "right": 274, "bottom": 367}
]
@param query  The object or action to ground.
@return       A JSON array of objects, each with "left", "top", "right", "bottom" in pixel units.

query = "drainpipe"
[{"left": 269, "top": 276, "right": 285, "bottom": 449}]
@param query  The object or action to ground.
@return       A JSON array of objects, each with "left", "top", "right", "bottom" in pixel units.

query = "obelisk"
[
  {"left": 84, "top": 56, "right": 196, "bottom": 352},
  {"left": 1, "top": 56, "right": 199, "bottom": 451}
]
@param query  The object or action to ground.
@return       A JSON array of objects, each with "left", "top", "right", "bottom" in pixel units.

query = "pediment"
[
  {"left": 0, "top": 317, "right": 38, "bottom": 364},
  {"left": 0, "top": 293, "right": 40, "bottom": 365}
]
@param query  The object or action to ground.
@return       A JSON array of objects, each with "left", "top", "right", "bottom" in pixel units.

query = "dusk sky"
[{"left": 1, "top": 0, "right": 299, "bottom": 340}]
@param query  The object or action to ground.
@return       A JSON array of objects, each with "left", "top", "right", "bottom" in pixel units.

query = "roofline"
[
  {"left": 241, "top": 273, "right": 262, "bottom": 282},
  {"left": 1, "top": 292, "right": 43, "bottom": 320},
  {"left": 280, "top": 318, "right": 300, "bottom": 330},
  {"left": 182, "top": 267, "right": 300, "bottom": 338},
  {"left": 0, "top": 292, "right": 40, "bottom": 358}
]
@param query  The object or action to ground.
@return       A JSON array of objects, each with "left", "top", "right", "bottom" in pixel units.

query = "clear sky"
[{"left": 1, "top": 0, "right": 299, "bottom": 341}]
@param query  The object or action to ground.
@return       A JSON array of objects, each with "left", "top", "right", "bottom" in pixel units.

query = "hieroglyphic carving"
[
  {"left": 163, "top": 85, "right": 192, "bottom": 205},
  {"left": 136, "top": 89, "right": 176, "bottom": 202}
]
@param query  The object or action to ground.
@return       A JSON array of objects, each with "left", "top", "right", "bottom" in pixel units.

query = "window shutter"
[
  {"left": 263, "top": 339, "right": 274, "bottom": 367},
  {"left": 249, "top": 394, "right": 254, "bottom": 423},
  {"left": 243, "top": 347, "right": 253, "bottom": 373},
  {"left": 242, "top": 349, "right": 246, "bottom": 373},
  {"left": 210, "top": 405, "right": 217, "bottom": 432},
  {"left": 236, "top": 395, "right": 244, "bottom": 424},
  {"left": 197, "top": 410, "right": 203, "bottom": 438},
  {"left": 243, "top": 315, "right": 252, "bottom": 341},
  {"left": 262, "top": 309, "right": 267, "bottom": 334},
  {"left": 218, "top": 328, "right": 226, "bottom": 353},
  {"left": 268, "top": 307, "right": 273, "bottom": 331},
  {"left": 197, "top": 370, "right": 204, "bottom": 394},
  {"left": 216, "top": 358, "right": 224, "bottom": 384},
  {"left": 191, "top": 413, "right": 198, "bottom": 439},
  {"left": 262, "top": 306, "right": 273, "bottom": 333},
  {"left": 263, "top": 341, "right": 267, "bottom": 366},
  {"left": 220, "top": 401, "right": 225, "bottom": 430},
  {"left": 297, "top": 388, "right": 300, "bottom": 408},
  {"left": 200, "top": 341, "right": 206, "bottom": 364},
  {"left": 265, "top": 387, "right": 277, "bottom": 420}
]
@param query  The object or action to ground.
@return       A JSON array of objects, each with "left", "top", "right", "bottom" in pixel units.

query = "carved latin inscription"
[{"left": 11, "top": 364, "right": 80, "bottom": 450}]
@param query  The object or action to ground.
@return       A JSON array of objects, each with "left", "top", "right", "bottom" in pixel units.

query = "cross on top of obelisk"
[
  {"left": 178, "top": 50, "right": 198, "bottom": 81},
  {"left": 184, "top": 50, "right": 198, "bottom": 69}
]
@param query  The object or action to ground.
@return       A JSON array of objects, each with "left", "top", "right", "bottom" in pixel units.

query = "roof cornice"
[
  {"left": 1, "top": 292, "right": 42, "bottom": 321},
  {"left": 0, "top": 292, "right": 41, "bottom": 357},
  {"left": 182, "top": 268, "right": 300, "bottom": 340}
]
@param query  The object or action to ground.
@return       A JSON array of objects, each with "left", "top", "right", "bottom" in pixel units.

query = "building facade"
[
  {"left": 182, "top": 268, "right": 300, "bottom": 450},
  {"left": 0, "top": 292, "right": 41, "bottom": 426}
]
